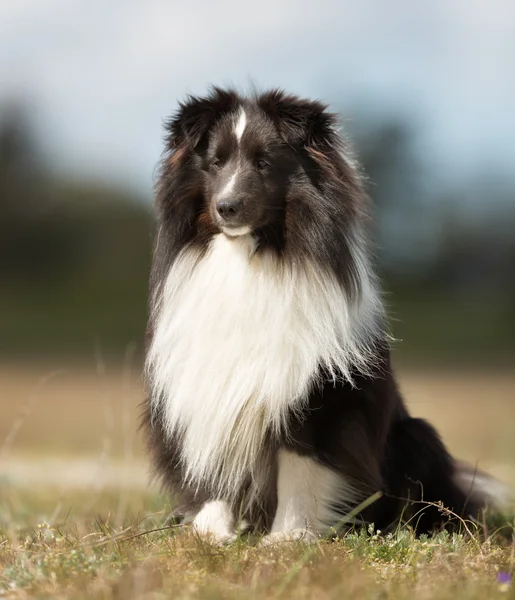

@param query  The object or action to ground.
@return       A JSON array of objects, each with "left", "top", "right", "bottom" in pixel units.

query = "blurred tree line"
[
  {"left": 1, "top": 100, "right": 514, "bottom": 366},
  {"left": 0, "top": 101, "right": 153, "bottom": 360},
  {"left": 349, "top": 114, "right": 515, "bottom": 365}
]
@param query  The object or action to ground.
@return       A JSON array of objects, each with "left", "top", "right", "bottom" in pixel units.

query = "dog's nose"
[{"left": 216, "top": 198, "right": 244, "bottom": 220}]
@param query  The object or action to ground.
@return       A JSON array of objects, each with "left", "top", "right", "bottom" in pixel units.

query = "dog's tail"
[
  {"left": 453, "top": 459, "right": 511, "bottom": 515},
  {"left": 375, "top": 416, "right": 510, "bottom": 534}
]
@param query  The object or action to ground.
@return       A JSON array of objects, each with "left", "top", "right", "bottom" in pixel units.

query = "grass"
[
  {"left": 1, "top": 487, "right": 515, "bottom": 599},
  {"left": 1, "top": 364, "right": 515, "bottom": 598}
]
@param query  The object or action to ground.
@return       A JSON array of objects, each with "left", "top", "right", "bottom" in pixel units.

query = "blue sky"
[{"left": 1, "top": 0, "right": 514, "bottom": 197}]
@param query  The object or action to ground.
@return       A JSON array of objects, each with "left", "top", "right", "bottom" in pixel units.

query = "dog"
[{"left": 142, "top": 87, "right": 502, "bottom": 544}]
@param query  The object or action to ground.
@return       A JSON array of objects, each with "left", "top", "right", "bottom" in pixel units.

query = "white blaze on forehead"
[
  {"left": 234, "top": 108, "right": 246, "bottom": 142},
  {"left": 217, "top": 108, "right": 246, "bottom": 199}
]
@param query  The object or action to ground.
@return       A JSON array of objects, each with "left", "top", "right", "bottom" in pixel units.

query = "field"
[{"left": 1, "top": 364, "right": 515, "bottom": 599}]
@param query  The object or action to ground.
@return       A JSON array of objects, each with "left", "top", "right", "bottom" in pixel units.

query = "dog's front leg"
[{"left": 261, "top": 449, "right": 347, "bottom": 546}]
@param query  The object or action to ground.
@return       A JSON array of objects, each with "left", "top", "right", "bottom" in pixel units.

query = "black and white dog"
[{"left": 143, "top": 87, "right": 500, "bottom": 544}]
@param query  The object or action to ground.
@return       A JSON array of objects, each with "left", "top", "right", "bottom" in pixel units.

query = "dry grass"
[
  {"left": 1, "top": 490, "right": 514, "bottom": 600},
  {"left": 1, "top": 364, "right": 515, "bottom": 598}
]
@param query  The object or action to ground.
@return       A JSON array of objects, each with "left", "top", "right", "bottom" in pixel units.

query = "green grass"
[{"left": 1, "top": 486, "right": 515, "bottom": 599}]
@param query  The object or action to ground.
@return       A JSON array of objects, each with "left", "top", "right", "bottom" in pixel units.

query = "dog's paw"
[
  {"left": 191, "top": 500, "right": 237, "bottom": 545},
  {"left": 259, "top": 528, "right": 319, "bottom": 547},
  {"left": 193, "top": 526, "right": 238, "bottom": 545}
]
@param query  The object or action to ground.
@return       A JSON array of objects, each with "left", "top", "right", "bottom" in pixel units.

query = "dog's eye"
[
  {"left": 257, "top": 159, "right": 269, "bottom": 170},
  {"left": 211, "top": 159, "right": 222, "bottom": 170}
]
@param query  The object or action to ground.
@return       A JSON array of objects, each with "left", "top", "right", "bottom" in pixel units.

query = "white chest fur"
[{"left": 146, "top": 233, "right": 380, "bottom": 500}]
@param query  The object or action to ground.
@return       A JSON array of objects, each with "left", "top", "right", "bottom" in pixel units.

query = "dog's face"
[
  {"left": 165, "top": 88, "right": 345, "bottom": 240},
  {"left": 203, "top": 107, "right": 295, "bottom": 237}
]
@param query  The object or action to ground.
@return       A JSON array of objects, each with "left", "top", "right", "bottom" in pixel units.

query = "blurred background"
[{"left": 1, "top": 1, "right": 514, "bottom": 505}]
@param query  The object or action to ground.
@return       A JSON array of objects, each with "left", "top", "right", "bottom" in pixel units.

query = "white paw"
[
  {"left": 191, "top": 500, "right": 237, "bottom": 545},
  {"left": 193, "top": 525, "right": 237, "bottom": 545},
  {"left": 259, "top": 528, "right": 319, "bottom": 547}
]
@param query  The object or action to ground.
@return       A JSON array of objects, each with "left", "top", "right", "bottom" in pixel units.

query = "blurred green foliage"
[
  {"left": 0, "top": 103, "right": 154, "bottom": 360},
  {"left": 1, "top": 102, "right": 514, "bottom": 366}
]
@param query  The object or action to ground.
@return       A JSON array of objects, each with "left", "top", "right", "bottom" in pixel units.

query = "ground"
[{"left": 1, "top": 364, "right": 514, "bottom": 599}]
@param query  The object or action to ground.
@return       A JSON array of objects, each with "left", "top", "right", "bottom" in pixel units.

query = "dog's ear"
[
  {"left": 165, "top": 87, "right": 239, "bottom": 150},
  {"left": 258, "top": 89, "right": 338, "bottom": 148}
]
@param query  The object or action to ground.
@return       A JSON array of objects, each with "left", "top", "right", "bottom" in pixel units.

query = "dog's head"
[{"left": 164, "top": 87, "right": 348, "bottom": 239}]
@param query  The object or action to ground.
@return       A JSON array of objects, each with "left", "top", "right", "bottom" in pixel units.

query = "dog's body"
[{"left": 143, "top": 88, "right": 498, "bottom": 543}]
